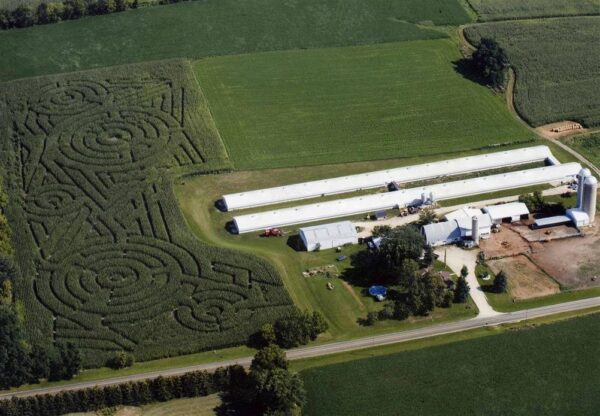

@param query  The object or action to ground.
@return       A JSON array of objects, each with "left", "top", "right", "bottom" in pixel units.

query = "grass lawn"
[
  {"left": 467, "top": 0, "right": 600, "bottom": 21},
  {"left": 65, "top": 394, "right": 220, "bottom": 416},
  {"left": 301, "top": 312, "right": 600, "bottom": 416},
  {"left": 465, "top": 17, "right": 600, "bottom": 128},
  {"left": 195, "top": 39, "right": 533, "bottom": 169},
  {"left": 0, "top": 0, "right": 472, "bottom": 81},
  {"left": 175, "top": 166, "right": 480, "bottom": 342},
  {"left": 566, "top": 131, "right": 600, "bottom": 168}
]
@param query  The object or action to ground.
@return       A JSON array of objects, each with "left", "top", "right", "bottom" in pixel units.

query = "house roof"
[
  {"left": 223, "top": 146, "right": 554, "bottom": 211},
  {"left": 422, "top": 221, "right": 462, "bottom": 244}
]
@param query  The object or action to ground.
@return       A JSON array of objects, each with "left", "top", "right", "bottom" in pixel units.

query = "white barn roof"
[
  {"left": 299, "top": 221, "right": 357, "bottom": 247},
  {"left": 483, "top": 202, "right": 530, "bottom": 221},
  {"left": 233, "top": 163, "right": 581, "bottom": 233},
  {"left": 445, "top": 207, "right": 483, "bottom": 221},
  {"left": 223, "top": 146, "right": 554, "bottom": 210}
]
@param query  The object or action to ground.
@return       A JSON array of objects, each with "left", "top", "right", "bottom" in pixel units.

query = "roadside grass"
[
  {"left": 467, "top": 0, "right": 600, "bottom": 21},
  {"left": 4, "top": 346, "right": 253, "bottom": 394},
  {"left": 64, "top": 394, "right": 220, "bottom": 416},
  {"left": 0, "top": 0, "right": 471, "bottom": 81},
  {"left": 194, "top": 39, "right": 533, "bottom": 169},
  {"left": 464, "top": 16, "right": 600, "bottom": 128},
  {"left": 301, "top": 312, "right": 600, "bottom": 416}
]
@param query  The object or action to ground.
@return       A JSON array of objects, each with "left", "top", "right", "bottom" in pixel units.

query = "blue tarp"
[{"left": 368, "top": 285, "right": 387, "bottom": 297}]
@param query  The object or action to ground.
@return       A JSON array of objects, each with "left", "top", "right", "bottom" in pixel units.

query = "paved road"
[{"left": 2, "top": 297, "right": 598, "bottom": 400}]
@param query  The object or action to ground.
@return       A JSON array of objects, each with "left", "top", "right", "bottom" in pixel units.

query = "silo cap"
[
  {"left": 584, "top": 175, "right": 598, "bottom": 185},
  {"left": 578, "top": 168, "right": 591, "bottom": 177}
]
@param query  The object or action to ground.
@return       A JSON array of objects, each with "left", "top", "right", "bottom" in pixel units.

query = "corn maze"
[{"left": 0, "top": 61, "right": 293, "bottom": 366}]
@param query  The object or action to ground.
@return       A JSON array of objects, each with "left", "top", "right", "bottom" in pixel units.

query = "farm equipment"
[
  {"left": 492, "top": 224, "right": 502, "bottom": 233},
  {"left": 263, "top": 228, "right": 283, "bottom": 237}
]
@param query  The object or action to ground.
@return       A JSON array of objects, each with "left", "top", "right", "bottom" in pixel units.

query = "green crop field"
[
  {"left": 465, "top": 17, "right": 600, "bottom": 128},
  {"left": 302, "top": 313, "right": 600, "bottom": 416},
  {"left": 567, "top": 132, "right": 600, "bottom": 168},
  {"left": 467, "top": 0, "right": 600, "bottom": 21},
  {"left": 0, "top": 0, "right": 472, "bottom": 81},
  {"left": 194, "top": 39, "right": 533, "bottom": 169},
  {"left": 0, "top": 60, "right": 294, "bottom": 367}
]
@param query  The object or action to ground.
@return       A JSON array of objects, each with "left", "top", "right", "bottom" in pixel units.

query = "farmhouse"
[
  {"left": 299, "top": 221, "right": 358, "bottom": 252},
  {"left": 422, "top": 207, "right": 492, "bottom": 247},
  {"left": 232, "top": 162, "right": 581, "bottom": 233},
  {"left": 222, "top": 146, "right": 554, "bottom": 211},
  {"left": 483, "top": 202, "right": 530, "bottom": 224}
]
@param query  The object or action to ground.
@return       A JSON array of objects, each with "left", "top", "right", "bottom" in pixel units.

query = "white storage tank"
[
  {"left": 582, "top": 175, "right": 598, "bottom": 223},
  {"left": 576, "top": 168, "right": 591, "bottom": 209}
]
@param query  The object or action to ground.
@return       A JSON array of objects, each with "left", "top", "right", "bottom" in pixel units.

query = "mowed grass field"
[
  {"left": 302, "top": 313, "right": 600, "bottom": 416},
  {"left": 467, "top": 0, "right": 600, "bottom": 21},
  {"left": 65, "top": 395, "right": 220, "bottom": 416},
  {"left": 567, "top": 132, "right": 600, "bottom": 168},
  {"left": 195, "top": 39, "right": 533, "bottom": 169},
  {"left": 0, "top": 0, "right": 472, "bottom": 81},
  {"left": 465, "top": 17, "right": 600, "bottom": 128}
]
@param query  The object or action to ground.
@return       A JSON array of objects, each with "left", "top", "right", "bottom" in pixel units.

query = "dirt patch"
[
  {"left": 511, "top": 223, "right": 582, "bottom": 243},
  {"left": 535, "top": 121, "right": 586, "bottom": 140},
  {"left": 530, "top": 225, "right": 600, "bottom": 289},
  {"left": 480, "top": 226, "right": 530, "bottom": 259},
  {"left": 488, "top": 256, "right": 560, "bottom": 300}
]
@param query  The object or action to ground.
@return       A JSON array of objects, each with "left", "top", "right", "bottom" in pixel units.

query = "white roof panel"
[
  {"left": 223, "top": 146, "right": 553, "bottom": 210},
  {"left": 483, "top": 202, "right": 530, "bottom": 220},
  {"left": 299, "top": 221, "right": 357, "bottom": 246},
  {"left": 445, "top": 207, "right": 483, "bottom": 221},
  {"left": 233, "top": 163, "right": 581, "bottom": 233}
]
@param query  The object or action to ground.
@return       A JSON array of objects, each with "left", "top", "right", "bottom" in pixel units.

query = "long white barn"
[
  {"left": 233, "top": 163, "right": 581, "bottom": 233},
  {"left": 222, "top": 146, "right": 554, "bottom": 211}
]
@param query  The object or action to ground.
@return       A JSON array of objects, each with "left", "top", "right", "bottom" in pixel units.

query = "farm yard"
[
  {"left": 0, "top": 60, "right": 294, "bottom": 367},
  {"left": 467, "top": 0, "right": 600, "bottom": 21},
  {"left": 0, "top": 0, "right": 472, "bottom": 82},
  {"left": 195, "top": 40, "right": 533, "bottom": 169},
  {"left": 464, "top": 17, "right": 600, "bottom": 128},
  {"left": 301, "top": 313, "right": 600, "bottom": 416}
]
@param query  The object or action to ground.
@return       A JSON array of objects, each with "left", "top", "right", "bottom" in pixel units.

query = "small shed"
[
  {"left": 374, "top": 210, "right": 387, "bottom": 221},
  {"left": 532, "top": 216, "right": 571, "bottom": 229},
  {"left": 566, "top": 209, "right": 589, "bottom": 227},
  {"left": 483, "top": 202, "right": 530, "bottom": 224},
  {"left": 299, "top": 221, "right": 358, "bottom": 252}
]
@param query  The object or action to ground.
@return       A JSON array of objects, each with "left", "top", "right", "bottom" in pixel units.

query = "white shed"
[
  {"left": 483, "top": 202, "right": 530, "bottom": 224},
  {"left": 299, "top": 221, "right": 358, "bottom": 251}
]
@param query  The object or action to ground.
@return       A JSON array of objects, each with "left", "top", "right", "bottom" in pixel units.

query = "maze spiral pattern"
[
  {"left": 44, "top": 238, "right": 193, "bottom": 322},
  {"left": 31, "top": 80, "right": 109, "bottom": 116},
  {"left": 4, "top": 68, "right": 292, "bottom": 363},
  {"left": 24, "top": 184, "right": 83, "bottom": 217},
  {"left": 55, "top": 108, "right": 178, "bottom": 171}
]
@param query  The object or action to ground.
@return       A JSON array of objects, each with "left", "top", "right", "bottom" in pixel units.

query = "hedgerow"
[
  {"left": 0, "top": 60, "right": 293, "bottom": 367},
  {"left": 0, "top": 366, "right": 236, "bottom": 416}
]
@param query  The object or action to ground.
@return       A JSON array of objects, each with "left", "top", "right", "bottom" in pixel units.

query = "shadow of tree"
[{"left": 452, "top": 58, "right": 488, "bottom": 87}]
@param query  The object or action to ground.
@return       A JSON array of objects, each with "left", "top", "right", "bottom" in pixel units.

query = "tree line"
[
  {"left": 348, "top": 225, "right": 471, "bottom": 326},
  {"left": 0, "top": 343, "right": 306, "bottom": 416},
  {"left": 0, "top": 0, "right": 196, "bottom": 31}
]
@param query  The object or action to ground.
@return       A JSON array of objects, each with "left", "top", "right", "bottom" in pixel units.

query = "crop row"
[{"left": 0, "top": 60, "right": 292, "bottom": 366}]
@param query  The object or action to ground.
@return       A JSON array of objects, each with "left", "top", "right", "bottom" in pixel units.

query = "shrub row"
[
  {"left": 0, "top": 366, "right": 240, "bottom": 416},
  {"left": 0, "top": 0, "right": 139, "bottom": 30}
]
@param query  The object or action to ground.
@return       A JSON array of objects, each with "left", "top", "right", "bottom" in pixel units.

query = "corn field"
[{"left": 0, "top": 60, "right": 294, "bottom": 366}]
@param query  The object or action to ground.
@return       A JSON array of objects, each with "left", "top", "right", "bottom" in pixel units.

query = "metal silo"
[{"left": 582, "top": 176, "right": 598, "bottom": 223}]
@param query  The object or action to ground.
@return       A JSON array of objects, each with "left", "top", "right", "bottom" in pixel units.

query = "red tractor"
[{"left": 263, "top": 228, "right": 283, "bottom": 237}]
